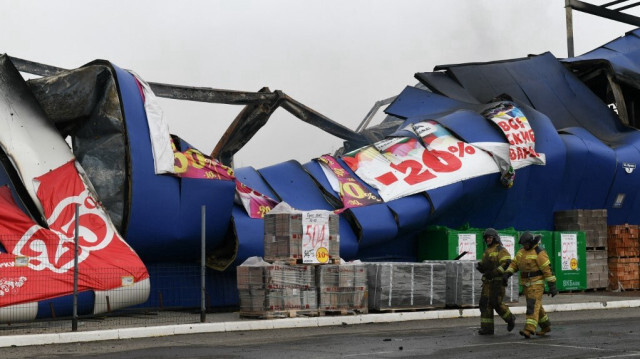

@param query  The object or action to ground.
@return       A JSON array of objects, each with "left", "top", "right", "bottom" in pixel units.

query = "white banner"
[{"left": 342, "top": 120, "right": 499, "bottom": 202}]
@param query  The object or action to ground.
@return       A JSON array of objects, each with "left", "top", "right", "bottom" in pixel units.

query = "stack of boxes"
[
  {"left": 366, "top": 262, "right": 447, "bottom": 311},
  {"left": 607, "top": 224, "right": 640, "bottom": 290},
  {"left": 239, "top": 208, "right": 368, "bottom": 317},
  {"left": 317, "top": 263, "right": 368, "bottom": 313},
  {"left": 554, "top": 209, "right": 608, "bottom": 289}
]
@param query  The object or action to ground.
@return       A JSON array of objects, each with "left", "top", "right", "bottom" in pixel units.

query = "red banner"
[
  {"left": 0, "top": 161, "right": 148, "bottom": 307},
  {"left": 317, "top": 155, "right": 382, "bottom": 212}
]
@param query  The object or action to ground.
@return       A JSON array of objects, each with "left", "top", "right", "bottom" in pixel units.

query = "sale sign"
[
  {"left": 0, "top": 161, "right": 148, "bottom": 307},
  {"left": 316, "top": 155, "right": 382, "bottom": 212},
  {"left": 301, "top": 211, "right": 330, "bottom": 264},
  {"left": 171, "top": 139, "right": 235, "bottom": 181},
  {"left": 235, "top": 182, "right": 279, "bottom": 218},
  {"left": 481, "top": 102, "right": 545, "bottom": 169},
  {"left": 342, "top": 120, "right": 499, "bottom": 202},
  {"left": 457, "top": 233, "right": 477, "bottom": 261},
  {"left": 560, "top": 233, "right": 579, "bottom": 271}
]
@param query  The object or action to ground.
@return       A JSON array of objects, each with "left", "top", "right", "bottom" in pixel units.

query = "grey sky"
[{"left": 1, "top": 1, "right": 638, "bottom": 169}]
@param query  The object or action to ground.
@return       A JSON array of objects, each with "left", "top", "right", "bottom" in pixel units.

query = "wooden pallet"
[
  {"left": 239, "top": 309, "right": 318, "bottom": 319},
  {"left": 318, "top": 307, "right": 368, "bottom": 316}
]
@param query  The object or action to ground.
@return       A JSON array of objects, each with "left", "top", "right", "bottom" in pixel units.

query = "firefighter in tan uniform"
[
  {"left": 475, "top": 228, "right": 516, "bottom": 335},
  {"left": 503, "top": 232, "right": 558, "bottom": 338}
]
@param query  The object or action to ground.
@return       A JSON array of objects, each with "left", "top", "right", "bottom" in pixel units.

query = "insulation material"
[
  {"left": 236, "top": 258, "right": 317, "bottom": 315},
  {"left": 316, "top": 263, "right": 367, "bottom": 312},
  {"left": 365, "top": 262, "right": 447, "bottom": 311}
]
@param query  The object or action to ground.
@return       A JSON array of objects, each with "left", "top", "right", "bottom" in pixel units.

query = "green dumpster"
[
  {"left": 551, "top": 231, "right": 587, "bottom": 291},
  {"left": 418, "top": 225, "right": 483, "bottom": 261}
]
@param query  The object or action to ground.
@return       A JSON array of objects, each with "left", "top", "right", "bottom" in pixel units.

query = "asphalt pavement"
[{"left": 2, "top": 290, "right": 640, "bottom": 348}]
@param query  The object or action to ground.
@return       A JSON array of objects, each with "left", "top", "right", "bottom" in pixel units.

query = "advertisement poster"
[
  {"left": 501, "top": 235, "right": 516, "bottom": 257},
  {"left": 457, "top": 233, "right": 477, "bottom": 261},
  {"left": 561, "top": 233, "right": 579, "bottom": 271},
  {"left": 342, "top": 121, "right": 498, "bottom": 202},
  {"left": 301, "top": 211, "right": 330, "bottom": 264},
  {"left": 316, "top": 155, "right": 382, "bottom": 211}
]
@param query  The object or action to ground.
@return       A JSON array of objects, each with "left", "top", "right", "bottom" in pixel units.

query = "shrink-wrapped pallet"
[
  {"left": 316, "top": 262, "right": 367, "bottom": 312},
  {"left": 264, "top": 204, "right": 340, "bottom": 263},
  {"left": 365, "top": 262, "right": 447, "bottom": 311},
  {"left": 237, "top": 257, "right": 317, "bottom": 316},
  {"left": 422, "top": 260, "right": 482, "bottom": 307}
]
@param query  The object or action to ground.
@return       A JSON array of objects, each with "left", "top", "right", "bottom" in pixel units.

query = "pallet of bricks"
[
  {"left": 554, "top": 209, "right": 609, "bottom": 290},
  {"left": 607, "top": 224, "right": 640, "bottom": 291},
  {"left": 365, "top": 262, "right": 447, "bottom": 312},
  {"left": 238, "top": 204, "right": 366, "bottom": 318}
]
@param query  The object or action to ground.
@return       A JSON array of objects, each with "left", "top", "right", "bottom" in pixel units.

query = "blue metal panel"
[
  {"left": 430, "top": 109, "right": 505, "bottom": 143},
  {"left": 385, "top": 194, "right": 431, "bottom": 235},
  {"left": 385, "top": 86, "right": 476, "bottom": 120},
  {"left": 356, "top": 232, "right": 418, "bottom": 262},
  {"left": 258, "top": 160, "right": 358, "bottom": 259},
  {"left": 36, "top": 291, "right": 95, "bottom": 318},
  {"left": 113, "top": 66, "right": 181, "bottom": 258},
  {"left": 140, "top": 263, "right": 239, "bottom": 309},
  {"left": 231, "top": 205, "right": 265, "bottom": 266},
  {"left": 560, "top": 128, "right": 616, "bottom": 210},
  {"left": 414, "top": 71, "right": 481, "bottom": 104},
  {"left": 303, "top": 160, "right": 399, "bottom": 248},
  {"left": 607, "top": 140, "right": 640, "bottom": 224},
  {"left": 234, "top": 166, "right": 279, "bottom": 200}
]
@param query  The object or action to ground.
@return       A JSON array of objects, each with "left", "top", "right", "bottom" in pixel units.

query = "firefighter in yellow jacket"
[
  {"left": 503, "top": 232, "right": 558, "bottom": 338},
  {"left": 475, "top": 228, "right": 515, "bottom": 335}
]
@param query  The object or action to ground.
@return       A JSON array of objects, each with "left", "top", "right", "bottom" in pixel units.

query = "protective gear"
[
  {"left": 505, "top": 240, "right": 557, "bottom": 338},
  {"left": 478, "top": 231, "right": 513, "bottom": 334},
  {"left": 547, "top": 281, "right": 558, "bottom": 297},
  {"left": 483, "top": 228, "right": 500, "bottom": 244},
  {"left": 507, "top": 317, "right": 516, "bottom": 332},
  {"left": 536, "top": 327, "right": 551, "bottom": 336},
  {"left": 502, "top": 272, "right": 512, "bottom": 286},
  {"left": 518, "top": 231, "right": 535, "bottom": 247}
]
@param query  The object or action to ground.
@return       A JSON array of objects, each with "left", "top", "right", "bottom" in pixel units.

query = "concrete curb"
[{"left": 2, "top": 299, "right": 640, "bottom": 348}]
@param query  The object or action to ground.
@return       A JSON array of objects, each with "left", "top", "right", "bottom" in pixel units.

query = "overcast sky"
[{"left": 2, "top": 0, "right": 639, "bottom": 169}]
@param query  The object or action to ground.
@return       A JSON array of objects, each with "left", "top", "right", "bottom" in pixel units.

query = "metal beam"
[{"left": 567, "top": 0, "right": 640, "bottom": 27}]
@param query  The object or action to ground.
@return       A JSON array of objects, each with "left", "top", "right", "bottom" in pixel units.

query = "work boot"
[
  {"left": 536, "top": 327, "right": 551, "bottom": 336},
  {"left": 478, "top": 328, "right": 494, "bottom": 335},
  {"left": 519, "top": 329, "right": 532, "bottom": 339},
  {"left": 507, "top": 317, "right": 515, "bottom": 332}
]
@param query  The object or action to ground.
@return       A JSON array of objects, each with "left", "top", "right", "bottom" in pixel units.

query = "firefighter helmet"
[
  {"left": 483, "top": 228, "right": 500, "bottom": 243},
  {"left": 519, "top": 231, "right": 535, "bottom": 247}
]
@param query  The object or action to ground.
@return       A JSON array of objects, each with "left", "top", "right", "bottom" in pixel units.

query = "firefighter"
[
  {"left": 503, "top": 232, "right": 558, "bottom": 339},
  {"left": 475, "top": 228, "right": 516, "bottom": 335}
]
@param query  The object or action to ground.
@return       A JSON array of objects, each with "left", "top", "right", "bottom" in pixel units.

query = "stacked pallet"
[
  {"left": 239, "top": 206, "right": 365, "bottom": 318},
  {"left": 317, "top": 263, "right": 368, "bottom": 314},
  {"left": 607, "top": 224, "right": 640, "bottom": 291},
  {"left": 237, "top": 260, "right": 317, "bottom": 317},
  {"left": 365, "top": 262, "right": 447, "bottom": 311},
  {"left": 264, "top": 211, "right": 340, "bottom": 264},
  {"left": 554, "top": 209, "right": 608, "bottom": 289}
]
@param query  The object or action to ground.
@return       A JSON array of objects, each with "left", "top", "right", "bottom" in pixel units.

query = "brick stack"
[
  {"left": 316, "top": 263, "right": 368, "bottom": 314},
  {"left": 554, "top": 209, "right": 608, "bottom": 289},
  {"left": 607, "top": 224, "right": 640, "bottom": 291}
]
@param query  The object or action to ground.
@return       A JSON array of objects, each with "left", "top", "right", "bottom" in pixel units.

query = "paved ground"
[{"left": 1, "top": 290, "right": 640, "bottom": 348}]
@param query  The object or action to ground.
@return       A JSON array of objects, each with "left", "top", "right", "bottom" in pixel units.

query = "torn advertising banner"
[
  {"left": 235, "top": 182, "right": 279, "bottom": 218},
  {"left": 316, "top": 155, "right": 382, "bottom": 212},
  {"left": 0, "top": 160, "right": 148, "bottom": 307},
  {"left": 480, "top": 102, "right": 546, "bottom": 169},
  {"left": 171, "top": 139, "right": 235, "bottom": 180},
  {"left": 342, "top": 121, "right": 498, "bottom": 202}
]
